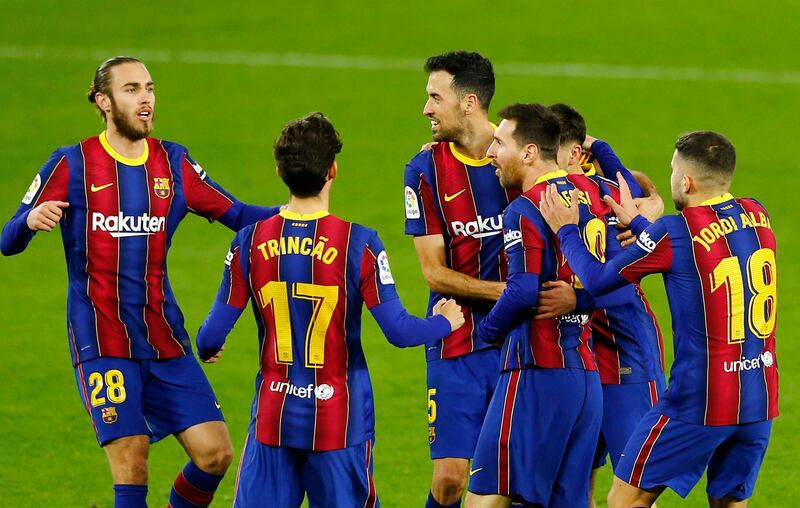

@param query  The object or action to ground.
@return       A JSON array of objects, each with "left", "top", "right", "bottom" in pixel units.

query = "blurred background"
[{"left": 0, "top": 1, "right": 797, "bottom": 505}]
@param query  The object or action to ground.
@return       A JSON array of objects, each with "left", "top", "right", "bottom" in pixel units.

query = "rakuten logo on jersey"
[
  {"left": 91, "top": 212, "right": 166, "bottom": 238},
  {"left": 451, "top": 214, "right": 503, "bottom": 239},
  {"left": 724, "top": 351, "right": 775, "bottom": 373}
]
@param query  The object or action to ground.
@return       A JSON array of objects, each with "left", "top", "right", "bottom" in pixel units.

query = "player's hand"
[
  {"left": 433, "top": 298, "right": 465, "bottom": 332},
  {"left": 26, "top": 200, "right": 69, "bottom": 232},
  {"left": 420, "top": 142, "right": 436, "bottom": 152},
  {"left": 583, "top": 134, "right": 598, "bottom": 152},
  {"left": 602, "top": 174, "right": 639, "bottom": 227},
  {"left": 616, "top": 228, "right": 637, "bottom": 248},
  {"left": 535, "top": 280, "right": 576, "bottom": 319},
  {"left": 540, "top": 185, "right": 579, "bottom": 232},
  {"left": 203, "top": 346, "right": 225, "bottom": 364},
  {"left": 634, "top": 194, "right": 664, "bottom": 223}
]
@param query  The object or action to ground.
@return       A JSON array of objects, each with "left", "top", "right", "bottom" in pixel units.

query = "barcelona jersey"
[
  {"left": 218, "top": 210, "right": 402, "bottom": 451},
  {"left": 557, "top": 194, "right": 778, "bottom": 425},
  {"left": 490, "top": 171, "right": 614, "bottom": 371},
  {"left": 1, "top": 132, "right": 278, "bottom": 365},
  {"left": 585, "top": 169, "right": 666, "bottom": 385},
  {"left": 404, "top": 142, "right": 517, "bottom": 360}
]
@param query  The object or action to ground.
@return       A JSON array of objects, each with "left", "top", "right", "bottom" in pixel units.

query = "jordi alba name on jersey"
[
  {"left": 599, "top": 195, "right": 778, "bottom": 425},
  {"left": 404, "top": 142, "right": 518, "bottom": 360},
  {"left": 8, "top": 132, "right": 261, "bottom": 365},
  {"left": 221, "top": 210, "right": 400, "bottom": 451},
  {"left": 500, "top": 171, "right": 611, "bottom": 372}
]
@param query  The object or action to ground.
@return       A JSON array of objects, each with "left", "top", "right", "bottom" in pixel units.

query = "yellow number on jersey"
[
  {"left": 709, "top": 248, "right": 777, "bottom": 344},
  {"left": 258, "top": 281, "right": 339, "bottom": 368}
]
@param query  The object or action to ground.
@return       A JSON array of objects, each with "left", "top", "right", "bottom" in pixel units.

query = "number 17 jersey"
[{"left": 220, "top": 209, "right": 400, "bottom": 451}]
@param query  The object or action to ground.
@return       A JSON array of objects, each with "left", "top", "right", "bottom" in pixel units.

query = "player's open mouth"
[
  {"left": 137, "top": 109, "right": 152, "bottom": 120},
  {"left": 430, "top": 119, "right": 439, "bottom": 129}
]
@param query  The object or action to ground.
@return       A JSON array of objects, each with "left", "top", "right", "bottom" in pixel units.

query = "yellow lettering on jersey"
[
  {"left": 558, "top": 189, "right": 592, "bottom": 207},
  {"left": 255, "top": 236, "right": 339, "bottom": 264},
  {"left": 690, "top": 213, "right": 773, "bottom": 253}
]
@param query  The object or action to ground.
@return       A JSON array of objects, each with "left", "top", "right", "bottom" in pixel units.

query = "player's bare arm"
[
  {"left": 26, "top": 200, "right": 69, "bottom": 232},
  {"left": 414, "top": 234, "right": 506, "bottom": 301}
]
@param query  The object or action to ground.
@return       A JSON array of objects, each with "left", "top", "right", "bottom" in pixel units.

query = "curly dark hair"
[{"left": 274, "top": 112, "right": 343, "bottom": 198}]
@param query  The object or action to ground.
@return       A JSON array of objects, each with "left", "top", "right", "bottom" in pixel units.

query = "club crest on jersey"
[
  {"left": 101, "top": 407, "right": 118, "bottom": 424},
  {"left": 405, "top": 186, "right": 420, "bottom": 219},
  {"left": 22, "top": 174, "right": 41, "bottom": 205},
  {"left": 153, "top": 177, "right": 170, "bottom": 199},
  {"left": 428, "top": 426, "right": 436, "bottom": 444}
]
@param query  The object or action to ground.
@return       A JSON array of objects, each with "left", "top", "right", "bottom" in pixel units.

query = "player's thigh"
[
  {"left": 602, "top": 381, "right": 660, "bottom": 470},
  {"left": 233, "top": 434, "right": 304, "bottom": 508},
  {"left": 304, "top": 438, "right": 379, "bottom": 508},
  {"left": 74, "top": 357, "right": 149, "bottom": 445},
  {"left": 143, "top": 354, "right": 224, "bottom": 442},
  {"left": 464, "top": 492, "right": 512, "bottom": 508},
  {"left": 615, "top": 407, "right": 728, "bottom": 498},
  {"left": 706, "top": 420, "right": 772, "bottom": 501},
  {"left": 427, "top": 348, "right": 500, "bottom": 460},
  {"left": 470, "top": 369, "right": 589, "bottom": 506},
  {"left": 550, "top": 371, "right": 603, "bottom": 507},
  {"left": 607, "top": 475, "right": 663, "bottom": 508}
]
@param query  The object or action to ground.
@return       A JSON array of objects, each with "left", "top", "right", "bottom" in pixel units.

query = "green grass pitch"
[{"left": 0, "top": 1, "right": 798, "bottom": 506}]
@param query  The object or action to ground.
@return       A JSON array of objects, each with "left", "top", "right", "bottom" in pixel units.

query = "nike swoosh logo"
[
  {"left": 444, "top": 189, "right": 466, "bottom": 202},
  {"left": 91, "top": 183, "right": 114, "bottom": 192},
  {"left": 214, "top": 401, "right": 221, "bottom": 409},
  {"left": 469, "top": 467, "right": 483, "bottom": 476}
]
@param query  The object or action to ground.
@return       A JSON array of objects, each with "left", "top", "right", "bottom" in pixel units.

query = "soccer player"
[
  {"left": 549, "top": 103, "right": 667, "bottom": 506},
  {"left": 465, "top": 103, "right": 614, "bottom": 508},
  {"left": 195, "top": 112, "right": 465, "bottom": 507},
  {"left": 539, "top": 131, "right": 778, "bottom": 507},
  {"left": 404, "top": 51, "right": 515, "bottom": 508},
  {"left": 1, "top": 57, "right": 280, "bottom": 508}
]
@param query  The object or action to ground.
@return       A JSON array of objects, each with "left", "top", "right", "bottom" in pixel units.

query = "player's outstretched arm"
[
  {"left": 540, "top": 185, "right": 672, "bottom": 295},
  {"left": 370, "top": 297, "right": 463, "bottom": 348},
  {"left": 413, "top": 234, "right": 506, "bottom": 301},
  {"left": 196, "top": 238, "right": 250, "bottom": 362},
  {"left": 584, "top": 135, "right": 645, "bottom": 198}
]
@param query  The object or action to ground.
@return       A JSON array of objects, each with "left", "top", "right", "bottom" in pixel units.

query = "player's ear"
[
  {"left": 682, "top": 173, "right": 693, "bottom": 194},
  {"left": 96, "top": 92, "right": 112, "bottom": 116},
  {"left": 523, "top": 143, "right": 538, "bottom": 164},
  {"left": 462, "top": 93, "right": 478, "bottom": 115},
  {"left": 328, "top": 161, "right": 337, "bottom": 180},
  {"left": 570, "top": 144, "right": 583, "bottom": 165}
]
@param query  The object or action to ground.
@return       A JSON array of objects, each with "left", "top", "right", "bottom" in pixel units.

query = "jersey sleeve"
[
  {"left": 359, "top": 231, "right": 401, "bottom": 308},
  {"left": 556, "top": 218, "right": 673, "bottom": 295},
  {"left": 504, "top": 205, "right": 546, "bottom": 275},
  {"left": 1, "top": 149, "right": 70, "bottom": 256},
  {"left": 404, "top": 158, "right": 444, "bottom": 236},
  {"left": 195, "top": 235, "right": 250, "bottom": 361},
  {"left": 591, "top": 140, "right": 644, "bottom": 198}
]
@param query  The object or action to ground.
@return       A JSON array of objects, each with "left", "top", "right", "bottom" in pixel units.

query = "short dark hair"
[
  {"left": 549, "top": 103, "right": 586, "bottom": 146},
  {"left": 274, "top": 112, "right": 343, "bottom": 198},
  {"left": 675, "top": 131, "right": 736, "bottom": 180},
  {"left": 425, "top": 51, "right": 495, "bottom": 111},
  {"left": 497, "top": 103, "right": 561, "bottom": 161},
  {"left": 88, "top": 56, "right": 144, "bottom": 121}
]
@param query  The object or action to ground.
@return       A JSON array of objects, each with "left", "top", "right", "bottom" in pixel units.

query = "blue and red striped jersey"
[
  {"left": 2, "top": 132, "right": 278, "bottom": 365},
  {"left": 218, "top": 210, "right": 406, "bottom": 451},
  {"left": 557, "top": 194, "right": 779, "bottom": 426},
  {"left": 585, "top": 172, "right": 666, "bottom": 385},
  {"left": 404, "top": 142, "right": 518, "bottom": 360},
  {"left": 491, "top": 170, "right": 613, "bottom": 371}
]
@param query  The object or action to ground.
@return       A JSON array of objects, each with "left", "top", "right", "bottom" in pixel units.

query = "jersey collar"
[
  {"left": 448, "top": 123, "right": 497, "bottom": 167},
  {"left": 699, "top": 193, "right": 735, "bottom": 206},
  {"left": 534, "top": 169, "right": 569, "bottom": 186},
  {"left": 279, "top": 209, "right": 330, "bottom": 220},
  {"left": 99, "top": 131, "right": 149, "bottom": 166},
  {"left": 581, "top": 163, "right": 596, "bottom": 176}
]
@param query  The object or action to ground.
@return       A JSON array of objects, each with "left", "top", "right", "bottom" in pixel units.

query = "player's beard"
[{"left": 110, "top": 99, "right": 153, "bottom": 141}]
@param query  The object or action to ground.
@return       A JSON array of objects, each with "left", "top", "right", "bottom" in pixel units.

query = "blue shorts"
[
  {"left": 74, "top": 355, "right": 223, "bottom": 446},
  {"left": 469, "top": 368, "right": 602, "bottom": 507},
  {"left": 616, "top": 407, "right": 773, "bottom": 499},
  {"left": 233, "top": 434, "right": 379, "bottom": 508},
  {"left": 426, "top": 347, "right": 501, "bottom": 459},
  {"left": 593, "top": 379, "right": 661, "bottom": 470}
]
